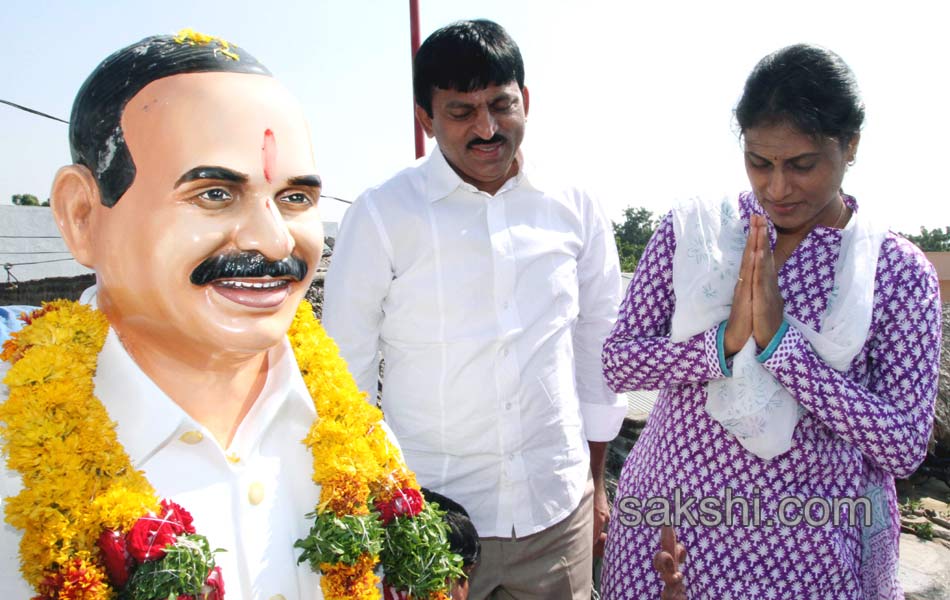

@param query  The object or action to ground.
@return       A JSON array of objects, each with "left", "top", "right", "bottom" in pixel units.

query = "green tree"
[
  {"left": 613, "top": 206, "right": 657, "bottom": 272},
  {"left": 902, "top": 226, "right": 950, "bottom": 252},
  {"left": 11, "top": 193, "right": 39, "bottom": 206}
]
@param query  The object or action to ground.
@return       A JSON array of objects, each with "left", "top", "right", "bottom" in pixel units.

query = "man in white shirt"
[
  {"left": 1, "top": 33, "right": 326, "bottom": 598},
  {"left": 323, "top": 19, "right": 625, "bottom": 599}
]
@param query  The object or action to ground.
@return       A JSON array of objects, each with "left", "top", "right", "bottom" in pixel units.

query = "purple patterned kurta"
[{"left": 600, "top": 193, "right": 940, "bottom": 600}]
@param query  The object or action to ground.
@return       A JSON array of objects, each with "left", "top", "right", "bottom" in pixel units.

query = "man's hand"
[
  {"left": 589, "top": 441, "right": 609, "bottom": 558},
  {"left": 750, "top": 214, "right": 785, "bottom": 348},
  {"left": 593, "top": 477, "right": 609, "bottom": 558},
  {"left": 653, "top": 526, "right": 687, "bottom": 600}
]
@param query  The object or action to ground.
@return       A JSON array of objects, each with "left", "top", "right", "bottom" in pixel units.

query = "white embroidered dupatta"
[{"left": 669, "top": 196, "right": 886, "bottom": 459}]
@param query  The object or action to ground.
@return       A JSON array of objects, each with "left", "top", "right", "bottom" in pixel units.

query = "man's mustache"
[
  {"left": 467, "top": 134, "right": 507, "bottom": 149},
  {"left": 190, "top": 252, "right": 309, "bottom": 286}
]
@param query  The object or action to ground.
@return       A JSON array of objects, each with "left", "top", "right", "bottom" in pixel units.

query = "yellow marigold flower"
[
  {"left": 172, "top": 28, "right": 240, "bottom": 60},
  {"left": 91, "top": 486, "right": 159, "bottom": 532},
  {"left": 0, "top": 301, "right": 151, "bottom": 591}
]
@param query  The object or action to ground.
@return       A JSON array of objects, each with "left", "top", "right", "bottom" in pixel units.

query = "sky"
[{"left": 2, "top": 0, "right": 948, "bottom": 233}]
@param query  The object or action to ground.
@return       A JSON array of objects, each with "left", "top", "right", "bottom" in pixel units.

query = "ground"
[{"left": 898, "top": 476, "right": 950, "bottom": 599}]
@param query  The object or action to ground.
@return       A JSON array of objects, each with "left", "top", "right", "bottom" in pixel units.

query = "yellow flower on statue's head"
[{"left": 172, "top": 28, "right": 240, "bottom": 61}]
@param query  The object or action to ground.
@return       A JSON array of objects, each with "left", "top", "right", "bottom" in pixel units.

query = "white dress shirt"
[
  {"left": 1, "top": 290, "right": 323, "bottom": 599},
  {"left": 323, "top": 148, "right": 626, "bottom": 539}
]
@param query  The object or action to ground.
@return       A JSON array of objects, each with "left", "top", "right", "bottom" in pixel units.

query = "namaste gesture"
[{"left": 723, "top": 213, "right": 786, "bottom": 355}]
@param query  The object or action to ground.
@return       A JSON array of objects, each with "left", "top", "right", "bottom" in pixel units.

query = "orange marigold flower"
[
  {"left": 0, "top": 336, "right": 20, "bottom": 362},
  {"left": 35, "top": 557, "right": 110, "bottom": 600},
  {"left": 320, "top": 553, "right": 379, "bottom": 600},
  {"left": 20, "top": 303, "right": 61, "bottom": 326},
  {"left": 320, "top": 473, "right": 370, "bottom": 516}
]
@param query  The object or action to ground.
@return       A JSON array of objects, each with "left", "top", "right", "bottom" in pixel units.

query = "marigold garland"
[
  {"left": 0, "top": 302, "right": 156, "bottom": 587},
  {"left": 1, "top": 300, "right": 461, "bottom": 600},
  {"left": 289, "top": 301, "right": 463, "bottom": 599},
  {"left": 0, "top": 302, "right": 219, "bottom": 599}
]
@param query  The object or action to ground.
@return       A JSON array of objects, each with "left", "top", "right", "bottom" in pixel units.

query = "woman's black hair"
[
  {"left": 413, "top": 19, "right": 524, "bottom": 117},
  {"left": 69, "top": 33, "right": 270, "bottom": 207},
  {"left": 735, "top": 44, "right": 864, "bottom": 146}
]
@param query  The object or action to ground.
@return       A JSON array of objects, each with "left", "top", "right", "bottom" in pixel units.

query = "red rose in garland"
[
  {"left": 203, "top": 565, "right": 226, "bottom": 600},
  {"left": 127, "top": 515, "right": 180, "bottom": 562},
  {"left": 375, "top": 488, "right": 424, "bottom": 525},
  {"left": 160, "top": 499, "right": 196, "bottom": 534},
  {"left": 97, "top": 529, "right": 132, "bottom": 587}
]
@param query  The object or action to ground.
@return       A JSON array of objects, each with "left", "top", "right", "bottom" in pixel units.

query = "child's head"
[{"left": 422, "top": 488, "right": 480, "bottom": 600}]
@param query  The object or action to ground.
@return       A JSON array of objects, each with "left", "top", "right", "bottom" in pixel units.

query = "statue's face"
[{"left": 86, "top": 71, "right": 323, "bottom": 361}]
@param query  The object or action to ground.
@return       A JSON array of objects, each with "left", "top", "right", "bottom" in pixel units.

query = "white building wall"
[{"left": 0, "top": 205, "right": 89, "bottom": 282}]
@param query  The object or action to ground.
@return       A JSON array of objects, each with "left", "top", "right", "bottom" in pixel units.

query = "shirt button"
[
  {"left": 178, "top": 431, "right": 203, "bottom": 444},
  {"left": 269, "top": 595, "right": 286, "bottom": 600},
  {"left": 502, "top": 347, "right": 509, "bottom": 357},
  {"left": 502, "top": 301, "right": 510, "bottom": 310},
  {"left": 226, "top": 452, "right": 241, "bottom": 464},
  {"left": 248, "top": 482, "right": 265, "bottom": 505},
  {"left": 505, "top": 402, "right": 513, "bottom": 410},
  {"left": 508, "top": 454, "right": 515, "bottom": 461}
]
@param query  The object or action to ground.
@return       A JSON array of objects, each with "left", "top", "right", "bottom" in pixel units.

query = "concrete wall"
[{"left": 0, "top": 205, "right": 90, "bottom": 282}]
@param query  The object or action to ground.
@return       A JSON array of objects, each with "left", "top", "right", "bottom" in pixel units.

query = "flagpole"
[{"left": 409, "top": 0, "right": 424, "bottom": 159}]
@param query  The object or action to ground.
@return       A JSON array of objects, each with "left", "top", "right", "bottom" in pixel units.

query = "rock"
[
  {"left": 903, "top": 515, "right": 930, "bottom": 526},
  {"left": 901, "top": 532, "right": 950, "bottom": 599}
]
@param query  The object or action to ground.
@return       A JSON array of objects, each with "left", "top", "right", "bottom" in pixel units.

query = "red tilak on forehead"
[{"left": 262, "top": 129, "right": 277, "bottom": 183}]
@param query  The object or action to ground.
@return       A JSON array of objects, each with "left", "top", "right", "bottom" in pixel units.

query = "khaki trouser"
[{"left": 468, "top": 476, "right": 594, "bottom": 600}]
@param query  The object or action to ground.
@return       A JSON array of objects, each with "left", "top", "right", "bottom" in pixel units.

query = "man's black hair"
[
  {"left": 735, "top": 43, "right": 864, "bottom": 147},
  {"left": 69, "top": 32, "right": 270, "bottom": 207},
  {"left": 421, "top": 488, "right": 481, "bottom": 573},
  {"left": 413, "top": 19, "right": 524, "bottom": 117}
]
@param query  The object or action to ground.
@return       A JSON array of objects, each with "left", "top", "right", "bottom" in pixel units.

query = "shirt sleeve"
[
  {"left": 602, "top": 213, "right": 729, "bottom": 394},
  {"left": 574, "top": 193, "right": 627, "bottom": 442},
  {"left": 760, "top": 237, "right": 941, "bottom": 478},
  {"left": 322, "top": 194, "right": 394, "bottom": 401}
]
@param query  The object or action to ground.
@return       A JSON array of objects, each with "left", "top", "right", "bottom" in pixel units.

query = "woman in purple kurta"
[{"left": 600, "top": 45, "right": 941, "bottom": 600}]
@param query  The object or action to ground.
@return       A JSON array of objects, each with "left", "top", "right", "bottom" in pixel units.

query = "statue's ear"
[{"left": 50, "top": 165, "right": 101, "bottom": 268}]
